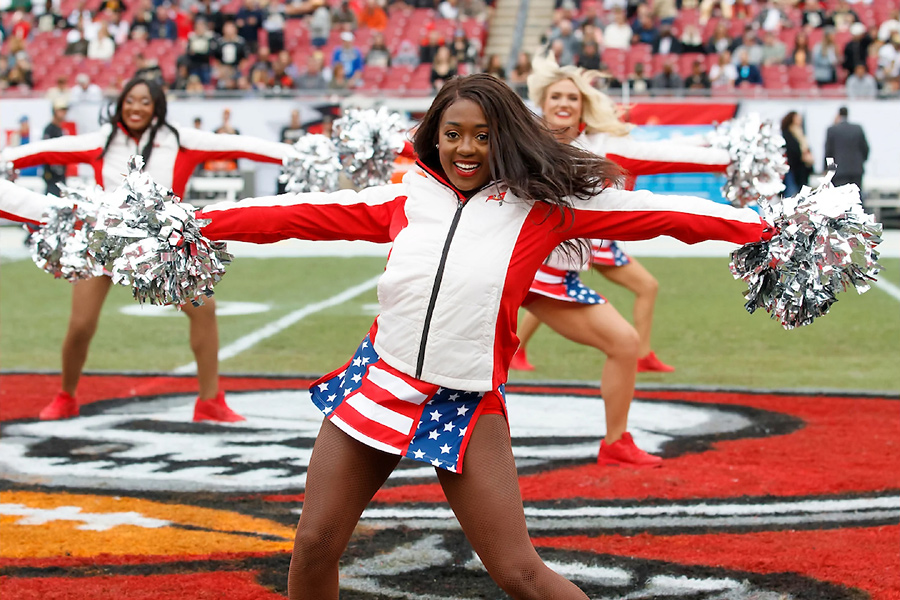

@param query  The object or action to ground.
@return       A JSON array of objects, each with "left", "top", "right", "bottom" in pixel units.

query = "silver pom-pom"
[
  {"left": 93, "top": 156, "right": 233, "bottom": 307},
  {"left": 0, "top": 160, "right": 18, "bottom": 182},
  {"left": 333, "top": 108, "right": 407, "bottom": 188},
  {"left": 280, "top": 134, "right": 342, "bottom": 193},
  {"left": 707, "top": 113, "right": 789, "bottom": 208},
  {"left": 27, "top": 181, "right": 103, "bottom": 281},
  {"left": 729, "top": 165, "right": 882, "bottom": 329}
]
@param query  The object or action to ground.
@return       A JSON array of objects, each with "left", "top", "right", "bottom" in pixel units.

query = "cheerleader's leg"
[
  {"left": 594, "top": 259, "right": 659, "bottom": 358},
  {"left": 288, "top": 419, "right": 401, "bottom": 600},
  {"left": 61, "top": 275, "right": 113, "bottom": 395},
  {"left": 437, "top": 414, "right": 589, "bottom": 600}
]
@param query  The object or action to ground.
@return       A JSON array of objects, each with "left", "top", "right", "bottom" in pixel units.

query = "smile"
[{"left": 453, "top": 162, "right": 480, "bottom": 177}]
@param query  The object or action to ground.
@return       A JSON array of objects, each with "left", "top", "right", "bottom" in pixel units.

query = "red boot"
[
  {"left": 193, "top": 392, "right": 246, "bottom": 423},
  {"left": 597, "top": 432, "right": 662, "bottom": 468},
  {"left": 40, "top": 391, "right": 80, "bottom": 420},
  {"left": 509, "top": 348, "right": 535, "bottom": 371},
  {"left": 637, "top": 351, "right": 675, "bottom": 373}
]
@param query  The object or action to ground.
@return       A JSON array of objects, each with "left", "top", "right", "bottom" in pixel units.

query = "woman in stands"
[
  {"left": 1, "top": 77, "right": 295, "bottom": 423},
  {"left": 512, "top": 54, "right": 734, "bottom": 467}
]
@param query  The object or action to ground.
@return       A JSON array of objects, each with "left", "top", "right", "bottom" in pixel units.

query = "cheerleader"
[
  {"left": 511, "top": 54, "right": 734, "bottom": 467},
  {"left": 0, "top": 77, "right": 296, "bottom": 423},
  {"left": 185, "top": 75, "right": 770, "bottom": 598}
]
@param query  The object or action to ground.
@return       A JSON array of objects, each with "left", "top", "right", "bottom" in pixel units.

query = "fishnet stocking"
[
  {"left": 287, "top": 419, "right": 400, "bottom": 600},
  {"left": 437, "top": 415, "right": 589, "bottom": 599}
]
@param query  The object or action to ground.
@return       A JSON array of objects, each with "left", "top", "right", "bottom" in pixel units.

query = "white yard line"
[
  {"left": 874, "top": 278, "right": 900, "bottom": 302},
  {"left": 172, "top": 275, "right": 381, "bottom": 374}
]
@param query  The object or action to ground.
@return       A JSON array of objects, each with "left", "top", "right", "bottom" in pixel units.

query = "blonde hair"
[{"left": 526, "top": 52, "right": 631, "bottom": 137}]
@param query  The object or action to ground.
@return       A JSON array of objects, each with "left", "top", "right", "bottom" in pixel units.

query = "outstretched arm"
[
  {"left": 198, "top": 184, "right": 407, "bottom": 244},
  {"left": 581, "top": 133, "right": 731, "bottom": 177},
  {"left": 0, "top": 180, "right": 68, "bottom": 224},
  {"left": 1, "top": 129, "right": 107, "bottom": 171}
]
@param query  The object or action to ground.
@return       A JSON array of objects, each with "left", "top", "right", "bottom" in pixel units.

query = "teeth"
[{"left": 455, "top": 163, "right": 478, "bottom": 172}]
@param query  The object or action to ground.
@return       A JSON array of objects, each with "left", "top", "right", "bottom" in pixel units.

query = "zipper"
[{"left": 415, "top": 198, "right": 466, "bottom": 379}]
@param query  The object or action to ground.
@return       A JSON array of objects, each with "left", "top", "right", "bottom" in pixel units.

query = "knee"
[
  {"left": 635, "top": 274, "right": 659, "bottom": 298},
  {"left": 290, "top": 524, "right": 344, "bottom": 573},
  {"left": 608, "top": 325, "right": 641, "bottom": 361},
  {"left": 66, "top": 317, "right": 99, "bottom": 344}
]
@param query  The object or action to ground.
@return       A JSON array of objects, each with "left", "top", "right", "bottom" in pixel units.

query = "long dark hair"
[
  {"left": 100, "top": 77, "right": 179, "bottom": 164},
  {"left": 781, "top": 110, "right": 799, "bottom": 137},
  {"left": 413, "top": 74, "right": 621, "bottom": 215}
]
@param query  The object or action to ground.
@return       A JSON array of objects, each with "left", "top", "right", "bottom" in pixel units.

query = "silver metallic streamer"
[
  {"left": 0, "top": 160, "right": 18, "bottom": 182},
  {"left": 280, "top": 134, "right": 342, "bottom": 193},
  {"left": 729, "top": 168, "right": 882, "bottom": 329},
  {"left": 333, "top": 107, "right": 408, "bottom": 188},
  {"left": 91, "top": 156, "right": 233, "bottom": 307},
  {"left": 707, "top": 113, "right": 789, "bottom": 208},
  {"left": 26, "top": 181, "right": 102, "bottom": 281}
]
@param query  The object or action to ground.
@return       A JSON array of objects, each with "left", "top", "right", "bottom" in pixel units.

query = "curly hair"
[{"left": 526, "top": 52, "right": 631, "bottom": 137}]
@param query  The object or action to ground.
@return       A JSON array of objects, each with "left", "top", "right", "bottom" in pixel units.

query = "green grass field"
[{"left": 2, "top": 251, "right": 898, "bottom": 393}]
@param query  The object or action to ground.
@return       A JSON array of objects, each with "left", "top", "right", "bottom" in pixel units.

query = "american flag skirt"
[
  {"left": 527, "top": 265, "right": 606, "bottom": 305},
  {"left": 590, "top": 240, "right": 631, "bottom": 267},
  {"left": 310, "top": 331, "right": 507, "bottom": 473}
]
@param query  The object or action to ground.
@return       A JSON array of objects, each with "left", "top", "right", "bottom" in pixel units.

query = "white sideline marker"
[
  {"left": 874, "top": 278, "right": 900, "bottom": 302},
  {"left": 172, "top": 275, "right": 382, "bottom": 374}
]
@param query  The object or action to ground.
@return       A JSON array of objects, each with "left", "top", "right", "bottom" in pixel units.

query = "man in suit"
[{"left": 824, "top": 106, "right": 870, "bottom": 193}]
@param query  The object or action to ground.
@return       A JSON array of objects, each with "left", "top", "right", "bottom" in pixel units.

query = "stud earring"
[{"left": 435, "top": 143, "right": 439, "bottom": 148}]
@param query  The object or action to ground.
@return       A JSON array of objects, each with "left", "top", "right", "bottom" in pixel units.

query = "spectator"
[
  {"left": 365, "top": 30, "right": 392, "bottom": 68},
  {"left": 133, "top": 53, "right": 164, "bottom": 85},
  {"left": 419, "top": 28, "right": 444, "bottom": 64},
  {"left": 705, "top": 21, "right": 732, "bottom": 54},
  {"left": 827, "top": 0, "right": 859, "bottom": 32},
  {"left": 630, "top": 4, "right": 659, "bottom": 47},
  {"left": 438, "top": 0, "right": 458, "bottom": 20},
  {"left": 483, "top": 53, "right": 506, "bottom": 79},
  {"left": 508, "top": 51, "right": 532, "bottom": 97},
  {"left": 249, "top": 45, "right": 275, "bottom": 85},
  {"left": 824, "top": 106, "right": 868, "bottom": 192},
  {"left": 5, "top": 58, "right": 33, "bottom": 89},
  {"left": 652, "top": 21, "right": 682, "bottom": 55},
  {"left": 603, "top": 6, "right": 632, "bottom": 50},
  {"left": 271, "top": 52, "right": 295, "bottom": 90},
  {"left": 45, "top": 76, "right": 72, "bottom": 107},
  {"left": 65, "top": 18, "right": 89, "bottom": 56},
  {"left": 753, "top": 0, "right": 792, "bottom": 32},
  {"left": 358, "top": 0, "right": 387, "bottom": 30},
  {"left": 194, "top": 0, "right": 226, "bottom": 35},
  {"left": 295, "top": 52, "right": 328, "bottom": 90},
  {"left": 172, "top": 62, "right": 192, "bottom": 90},
  {"left": 679, "top": 23, "right": 706, "bottom": 54},
  {"left": 261, "top": 0, "right": 286, "bottom": 53},
  {"left": 430, "top": 45, "right": 457, "bottom": 91},
  {"left": 842, "top": 21, "right": 872, "bottom": 75},
  {"left": 104, "top": 8, "right": 131, "bottom": 45},
  {"left": 449, "top": 30, "right": 478, "bottom": 73},
  {"left": 811, "top": 28, "right": 839, "bottom": 85},
  {"left": 394, "top": 39, "right": 420, "bottom": 68},
  {"left": 235, "top": 0, "right": 265, "bottom": 51},
  {"left": 845, "top": 63, "right": 877, "bottom": 98},
  {"left": 699, "top": 0, "right": 736, "bottom": 25},
  {"left": 69, "top": 73, "right": 104, "bottom": 103},
  {"left": 684, "top": 58, "right": 712, "bottom": 92},
  {"left": 331, "top": 31, "right": 364, "bottom": 82},
  {"left": 328, "top": 61, "right": 350, "bottom": 91},
  {"left": 185, "top": 74, "right": 206, "bottom": 95},
  {"left": 186, "top": 17, "right": 216, "bottom": 84},
  {"left": 801, "top": 0, "right": 827, "bottom": 30},
  {"left": 215, "top": 21, "right": 249, "bottom": 86},
  {"left": 460, "top": 0, "right": 489, "bottom": 23},
  {"left": 577, "top": 40, "right": 602, "bottom": 70},
  {"left": 730, "top": 28, "right": 763, "bottom": 65},
  {"left": 780, "top": 110, "right": 814, "bottom": 198},
  {"left": 546, "top": 18, "right": 579, "bottom": 65},
  {"left": 877, "top": 9, "right": 900, "bottom": 43},
  {"left": 734, "top": 48, "right": 763, "bottom": 86},
  {"left": 789, "top": 29, "right": 811, "bottom": 65},
  {"left": 148, "top": 3, "right": 178, "bottom": 40},
  {"left": 280, "top": 108, "right": 306, "bottom": 145},
  {"left": 41, "top": 99, "right": 70, "bottom": 196},
  {"left": 278, "top": 49, "right": 301, "bottom": 81},
  {"left": 877, "top": 33, "right": 900, "bottom": 85},
  {"left": 332, "top": 0, "right": 358, "bottom": 30},
  {"left": 36, "top": 0, "right": 67, "bottom": 33},
  {"left": 129, "top": 0, "right": 155, "bottom": 40},
  {"left": 308, "top": 0, "right": 331, "bottom": 48},
  {"left": 623, "top": 61, "right": 651, "bottom": 94},
  {"left": 11, "top": 118, "right": 39, "bottom": 176},
  {"left": 578, "top": 22, "right": 603, "bottom": 54},
  {"left": 651, "top": 59, "right": 683, "bottom": 92},
  {"left": 709, "top": 49, "right": 738, "bottom": 88},
  {"left": 760, "top": 30, "right": 786, "bottom": 66}
]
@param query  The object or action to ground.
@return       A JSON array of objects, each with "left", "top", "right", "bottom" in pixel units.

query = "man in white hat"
[
  {"left": 331, "top": 29, "right": 364, "bottom": 84},
  {"left": 842, "top": 21, "right": 872, "bottom": 75}
]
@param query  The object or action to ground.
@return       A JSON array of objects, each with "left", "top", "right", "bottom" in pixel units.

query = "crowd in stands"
[
  {"left": 0, "top": 0, "right": 492, "bottom": 95},
  {"left": 1, "top": 0, "right": 899, "bottom": 97},
  {"left": 537, "top": 0, "right": 900, "bottom": 98}
]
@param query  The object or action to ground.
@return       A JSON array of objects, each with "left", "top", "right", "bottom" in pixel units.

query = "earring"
[{"left": 435, "top": 143, "right": 439, "bottom": 148}]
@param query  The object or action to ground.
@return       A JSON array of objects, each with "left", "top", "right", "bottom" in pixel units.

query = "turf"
[{"left": 2, "top": 255, "right": 898, "bottom": 393}]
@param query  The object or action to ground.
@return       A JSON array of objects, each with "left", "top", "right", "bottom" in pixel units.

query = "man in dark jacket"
[
  {"left": 42, "top": 99, "right": 69, "bottom": 196},
  {"left": 824, "top": 106, "right": 870, "bottom": 193}
]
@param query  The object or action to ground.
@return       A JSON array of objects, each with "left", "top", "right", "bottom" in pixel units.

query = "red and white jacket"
[
  {"left": 0, "top": 180, "right": 65, "bottom": 224},
  {"left": 0, "top": 123, "right": 294, "bottom": 197},
  {"left": 201, "top": 162, "right": 768, "bottom": 393}
]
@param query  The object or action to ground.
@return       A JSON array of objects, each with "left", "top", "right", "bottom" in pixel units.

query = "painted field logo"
[{"left": 0, "top": 375, "right": 896, "bottom": 600}]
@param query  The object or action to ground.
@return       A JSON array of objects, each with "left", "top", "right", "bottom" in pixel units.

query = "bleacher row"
[{"left": 3, "top": 1, "right": 487, "bottom": 94}]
